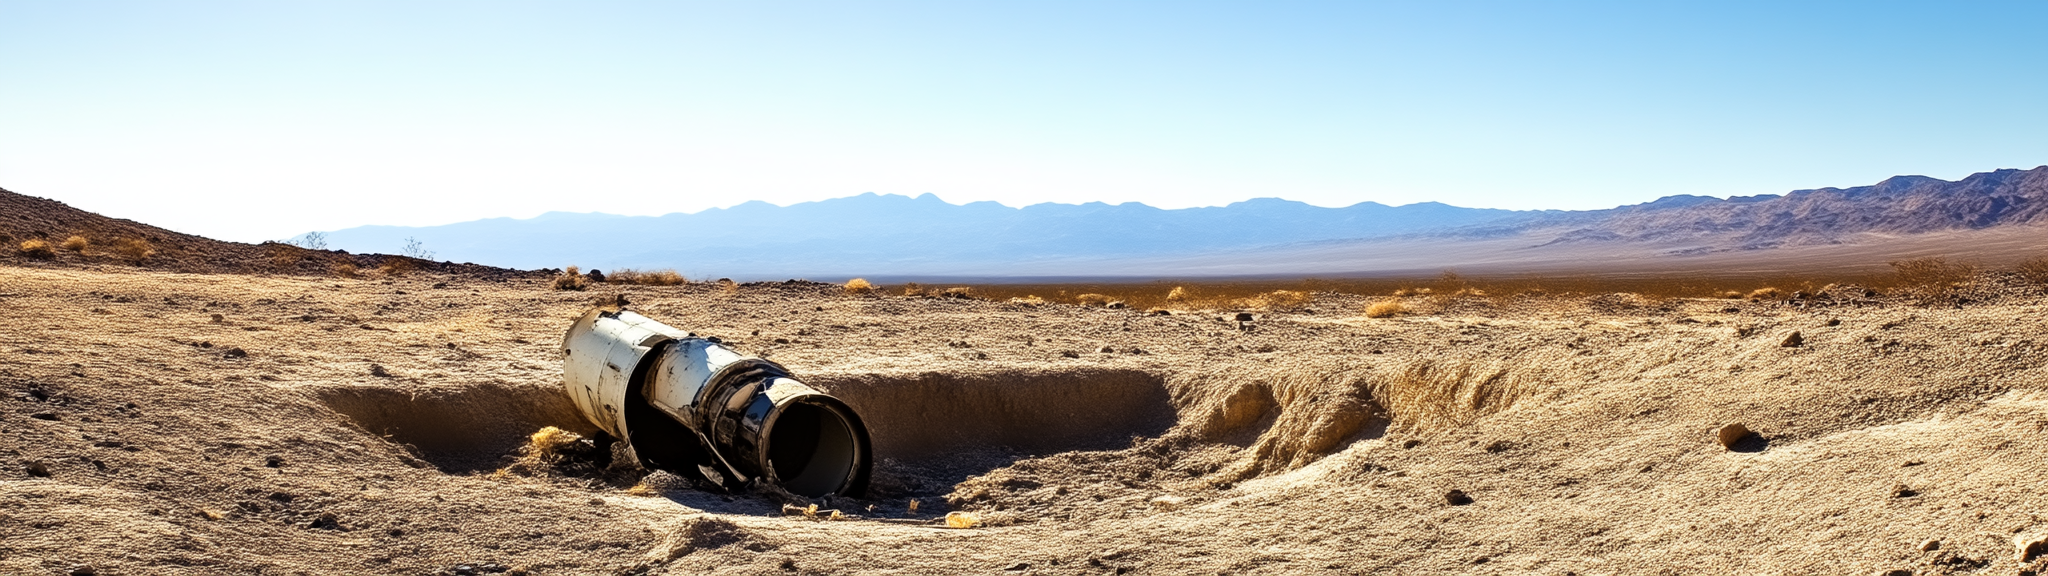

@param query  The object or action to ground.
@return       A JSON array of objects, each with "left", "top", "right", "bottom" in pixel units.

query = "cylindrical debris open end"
[{"left": 561, "top": 308, "right": 872, "bottom": 498}]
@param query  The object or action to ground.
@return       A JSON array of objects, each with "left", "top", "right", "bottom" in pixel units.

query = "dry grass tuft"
[
  {"left": 331, "top": 262, "right": 360, "bottom": 279},
  {"left": 1008, "top": 295, "right": 1047, "bottom": 306},
  {"left": 843, "top": 278, "right": 875, "bottom": 294},
  {"left": 944, "top": 511, "right": 982, "bottom": 529},
  {"left": 110, "top": 238, "right": 155, "bottom": 262},
  {"left": 1746, "top": 287, "right": 1782, "bottom": 300},
  {"left": 940, "top": 286, "right": 976, "bottom": 299},
  {"left": 553, "top": 266, "right": 590, "bottom": 291},
  {"left": 1364, "top": 299, "right": 1407, "bottom": 318},
  {"left": 60, "top": 235, "right": 89, "bottom": 252},
  {"left": 1245, "top": 289, "right": 1312, "bottom": 311},
  {"left": 1166, "top": 286, "right": 1190, "bottom": 302},
  {"left": 494, "top": 426, "right": 609, "bottom": 479},
  {"left": 1076, "top": 293, "right": 1113, "bottom": 306},
  {"left": 19, "top": 239, "right": 55, "bottom": 259},
  {"left": 608, "top": 268, "right": 687, "bottom": 286}
]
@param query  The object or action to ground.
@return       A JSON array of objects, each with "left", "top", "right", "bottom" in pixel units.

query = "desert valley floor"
[{"left": 5, "top": 265, "right": 2048, "bottom": 575}]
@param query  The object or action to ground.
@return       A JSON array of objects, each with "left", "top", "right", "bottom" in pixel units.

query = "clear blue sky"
[{"left": 3, "top": 1, "right": 2044, "bottom": 243}]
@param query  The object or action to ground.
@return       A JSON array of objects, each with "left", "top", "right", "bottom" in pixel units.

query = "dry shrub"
[
  {"left": 553, "top": 266, "right": 589, "bottom": 291},
  {"left": 940, "top": 286, "right": 975, "bottom": 299},
  {"left": 1372, "top": 359, "right": 1538, "bottom": 433},
  {"left": 843, "top": 278, "right": 875, "bottom": 294},
  {"left": 1244, "top": 289, "right": 1311, "bottom": 311},
  {"left": 495, "top": 426, "right": 609, "bottom": 478},
  {"left": 1075, "top": 293, "right": 1112, "bottom": 306},
  {"left": 264, "top": 242, "right": 303, "bottom": 267},
  {"left": 18, "top": 239, "right": 55, "bottom": 259},
  {"left": 376, "top": 258, "right": 416, "bottom": 278},
  {"left": 1364, "top": 299, "right": 1407, "bottom": 318},
  {"left": 1889, "top": 257, "right": 1977, "bottom": 297},
  {"left": 331, "top": 262, "right": 360, "bottom": 279},
  {"left": 1166, "top": 286, "right": 1190, "bottom": 302},
  {"left": 944, "top": 511, "right": 982, "bottom": 529},
  {"left": 109, "top": 238, "right": 154, "bottom": 262},
  {"left": 608, "top": 268, "right": 687, "bottom": 286},
  {"left": 60, "top": 235, "right": 88, "bottom": 252},
  {"left": 900, "top": 282, "right": 927, "bottom": 297},
  {"left": 717, "top": 278, "right": 739, "bottom": 295},
  {"left": 1008, "top": 295, "right": 1047, "bottom": 306},
  {"left": 2016, "top": 257, "right": 2048, "bottom": 285},
  {"left": 1746, "top": 287, "right": 1782, "bottom": 300}
]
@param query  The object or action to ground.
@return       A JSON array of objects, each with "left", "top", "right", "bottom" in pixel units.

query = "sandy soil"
[{"left": 5, "top": 264, "right": 2048, "bottom": 575}]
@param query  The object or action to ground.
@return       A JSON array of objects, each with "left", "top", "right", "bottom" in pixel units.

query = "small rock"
[
  {"left": 309, "top": 512, "right": 343, "bottom": 530},
  {"left": 2016, "top": 534, "right": 2048, "bottom": 563},
  {"left": 30, "top": 412, "right": 57, "bottom": 421},
  {"left": 220, "top": 347, "right": 249, "bottom": 359},
  {"left": 67, "top": 565, "right": 97, "bottom": 576},
  {"left": 1233, "top": 312, "right": 1255, "bottom": 322},
  {"left": 265, "top": 455, "right": 286, "bottom": 468},
  {"left": 369, "top": 364, "right": 392, "bottom": 377},
  {"left": 25, "top": 460, "right": 51, "bottom": 477},
  {"left": 453, "top": 565, "right": 479, "bottom": 576},
  {"left": 209, "top": 313, "right": 224, "bottom": 324},
  {"left": 1401, "top": 439, "right": 1422, "bottom": 449},
  {"left": 1891, "top": 484, "right": 1918, "bottom": 498},
  {"left": 1716, "top": 423, "right": 1752, "bottom": 449},
  {"left": 1444, "top": 489, "right": 1473, "bottom": 506},
  {"left": 1148, "top": 309, "right": 1171, "bottom": 316},
  {"left": 1918, "top": 539, "right": 1941, "bottom": 552},
  {"left": 1826, "top": 318, "right": 1842, "bottom": 327},
  {"left": 1105, "top": 301, "right": 1127, "bottom": 309},
  {"left": 1780, "top": 332, "right": 1804, "bottom": 347},
  {"left": 1098, "top": 346, "right": 1114, "bottom": 353},
  {"left": 479, "top": 564, "right": 510, "bottom": 573},
  {"left": 1003, "top": 562, "right": 1031, "bottom": 571},
  {"left": 1060, "top": 350, "right": 1081, "bottom": 359},
  {"left": 1873, "top": 570, "right": 1911, "bottom": 576},
  {"left": 1149, "top": 495, "right": 1186, "bottom": 511}
]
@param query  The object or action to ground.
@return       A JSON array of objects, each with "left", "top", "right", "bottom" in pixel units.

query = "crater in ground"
[{"left": 314, "top": 382, "right": 598, "bottom": 472}]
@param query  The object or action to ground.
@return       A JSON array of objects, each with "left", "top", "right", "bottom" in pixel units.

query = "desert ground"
[{"left": 6, "top": 263, "right": 2048, "bottom": 575}]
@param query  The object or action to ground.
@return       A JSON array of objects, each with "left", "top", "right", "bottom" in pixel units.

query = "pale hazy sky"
[{"left": 3, "top": 1, "right": 2045, "bottom": 243}]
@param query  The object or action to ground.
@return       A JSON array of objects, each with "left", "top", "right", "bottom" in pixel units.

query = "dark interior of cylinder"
[{"left": 767, "top": 400, "right": 861, "bottom": 497}]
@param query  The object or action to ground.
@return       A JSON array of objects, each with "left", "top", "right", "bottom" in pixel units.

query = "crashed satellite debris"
[{"left": 562, "top": 309, "right": 871, "bottom": 497}]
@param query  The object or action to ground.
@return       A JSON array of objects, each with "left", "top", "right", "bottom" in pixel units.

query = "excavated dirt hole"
[
  {"left": 808, "top": 368, "right": 1176, "bottom": 492},
  {"left": 314, "top": 383, "right": 598, "bottom": 473}
]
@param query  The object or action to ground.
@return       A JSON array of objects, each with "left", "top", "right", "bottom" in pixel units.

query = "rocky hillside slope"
[{"left": 0, "top": 188, "right": 534, "bottom": 278}]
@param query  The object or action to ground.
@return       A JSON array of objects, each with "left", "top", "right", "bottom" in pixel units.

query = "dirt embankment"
[{"left": 5, "top": 266, "right": 2048, "bottom": 575}]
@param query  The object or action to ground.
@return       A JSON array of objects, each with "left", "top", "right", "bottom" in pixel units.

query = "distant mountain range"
[{"left": 317, "top": 166, "right": 2048, "bottom": 280}]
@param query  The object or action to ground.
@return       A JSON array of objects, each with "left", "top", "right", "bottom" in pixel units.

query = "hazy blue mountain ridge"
[
  {"left": 320, "top": 193, "right": 1528, "bottom": 276},
  {"left": 318, "top": 166, "right": 2048, "bottom": 279}
]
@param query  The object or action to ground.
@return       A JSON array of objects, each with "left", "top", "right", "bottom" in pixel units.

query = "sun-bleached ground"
[{"left": 5, "top": 265, "right": 2048, "bottom": 575}]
